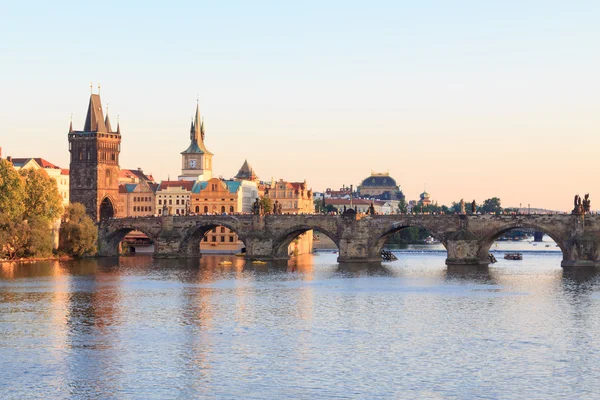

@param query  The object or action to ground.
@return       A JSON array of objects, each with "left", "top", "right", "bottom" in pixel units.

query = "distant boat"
[
  {"left": 252, "top": 260, "right": 267, "bottom": 265},
  {"left": 219, "top": 261, "right": 233, "bottom": 266},
  {"left": 504, "top": 253, "right": 523, "bottom": 260},
  {"left": 423, "top": 236, "right": 440, "bottom": 244}
]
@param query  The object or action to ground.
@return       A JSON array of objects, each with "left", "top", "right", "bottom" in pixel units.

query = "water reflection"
[{"left": 3, "top": 254, "right": 600, "bottom": 398}]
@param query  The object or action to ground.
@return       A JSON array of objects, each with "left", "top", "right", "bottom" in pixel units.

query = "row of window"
[
  {"left": 134, "top": 196, "right": 151, "bottom": 202},
  {"left": 158, "top": 199, "right": 189, "bottom": 205},
  {"left": 202, "top": 235, "right": 235, "bottom": 243},
  {"left": 194, "top": 206, "right": 234, "bottom": 213},
  {"left": 134, "top": 206, "right": 152, "bottom": 212}
]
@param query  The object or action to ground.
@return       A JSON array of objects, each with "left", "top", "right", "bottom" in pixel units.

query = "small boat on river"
[
  {"left": 504, "top": 253, "right": 523, "bottom": 260},
  {"left": 219, "top": 261, "right": 233, "bottom": 266}
]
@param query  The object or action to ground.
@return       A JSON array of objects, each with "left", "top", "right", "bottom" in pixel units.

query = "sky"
[{"left": 1, "top": 1, "right": 599, "bottom": 211}]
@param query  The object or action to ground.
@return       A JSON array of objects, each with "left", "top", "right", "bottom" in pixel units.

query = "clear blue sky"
[{"left": 1, "top": 1, "right": 599, "bottom": 210}]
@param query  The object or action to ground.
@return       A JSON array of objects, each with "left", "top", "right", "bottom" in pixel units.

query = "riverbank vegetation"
[{"left": 0, "top": 159, "right": 97, "bottom": 260}]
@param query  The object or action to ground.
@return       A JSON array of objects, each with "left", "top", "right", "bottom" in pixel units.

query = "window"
[
  {"left": 195, "top": 206, "right": 199, "bottom": 213},
  {"left": 158, "top": 209, "right": 162, "bottom": 215},
  {"left": 211, "top": 236, "right": 216, "bottom": 242},
  {"left": 203, "top": 236, "right": 207, "bottom": 242},
  {"left": 203, "top": 206, "right": 208, "bottom": 213},
  {"left": 158, "top": 199, "right": 162, "bottom": 205},
  {"left": 221, "top": 206, "right": 225, "bottom": 213},
  {"left": 220, "top": 236, "right": 225, "bottom": 242},
  {"left": 220, "top": 227, "right": 225, "bottom": 233},
  {"left": 176, "top": 200, "right": 180, "bottom": 205},
  {"left": 229, "top": 206, "right": 234, "bottom": 213},
  {"left": 212, "top": 228, "right": 217, "bottom": 233},
  {"left": 229, "top": 236, "right": 234, "bottom": 243},
  {"left": 169, "top": 199, "right": 172, "bottom": 205}
]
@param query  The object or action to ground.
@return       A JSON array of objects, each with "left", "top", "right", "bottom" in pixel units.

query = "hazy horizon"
[{"left": 2, "top": 1, "right": 599, "bottom": 211}]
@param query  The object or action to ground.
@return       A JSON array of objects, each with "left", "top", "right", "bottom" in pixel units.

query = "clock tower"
[{"left": 178, "top": 101, "right": 213, "bottom": 181}]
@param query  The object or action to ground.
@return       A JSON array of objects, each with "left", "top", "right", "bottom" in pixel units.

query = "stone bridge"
[{"left": 98, "top": 213, "right": 600, "bottom": 267}]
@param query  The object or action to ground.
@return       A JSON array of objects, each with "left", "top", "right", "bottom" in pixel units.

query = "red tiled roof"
[
  {"left": 157, "top": 180, "right": 194, "bottom": 191},
  {"left": 10, "top": 158, "right": 61, "bottom": 169},
  {"left": 61, "top": 169, "right": 69, "bottom": 175}
]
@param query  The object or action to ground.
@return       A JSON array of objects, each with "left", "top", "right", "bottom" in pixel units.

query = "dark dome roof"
[{"left": 360, "top": 174, "right": 397, "bottom": 187}]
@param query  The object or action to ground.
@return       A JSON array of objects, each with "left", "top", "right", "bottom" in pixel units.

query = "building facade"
[
  {"left": 179, "top": 103, "right": 213, "bottom": 181},
  {"left": 118, "top": 180, "right": 159, "bottom": 217},
  {"left": 191, "top": 177, "right": 259, "bottom": 253},
  {"left": 264, "top": 179, "right": 314, "bottom": 255},
  {"left": 155, "top": 180, "right": 194, "bottom": 216},
  {"left": 68, "top": 93, "right": 121, "bottom": 220}
]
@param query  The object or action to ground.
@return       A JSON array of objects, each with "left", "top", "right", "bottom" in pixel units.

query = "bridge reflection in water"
[{"left": 99, "top": 213, "right": 600, "bottom": 268}]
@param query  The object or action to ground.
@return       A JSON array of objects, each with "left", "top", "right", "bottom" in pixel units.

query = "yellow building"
[
  {"left": 264, "top": 179, "right": 314, "bottom": 214},
  {"left": 265, "top": 179, "right": 314, "bottom": 255},
  {"left": 118, "top": 180, "right": 159, "bottom": 217},
  {"left": 191, "top": 177, "right": 259, "bottom": 253}
]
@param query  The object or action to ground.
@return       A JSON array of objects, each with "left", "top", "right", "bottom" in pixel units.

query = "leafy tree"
[
  {"left": 24, "top": 216, "right": 54, "bottom": 257},
  {"left": 479, "top": 197, "right": 502, "bottom": 214},
  {"left": 259, "top": 196, "right": 273, "bottom": 214},
  {"left": 20, "top": 168, "right": 63, "bottom": 222},
  {"left": 0, "top": 159, "right": 25, "bottom": 219},
  {"left": 397, "top": 197, "right": 407, "bottom": 213},
  {"left": 59, "top": 203, "right": 97, "bottom": 257},
  {"left": 0, "top": 213, "right": 29, "bottom": 259}
]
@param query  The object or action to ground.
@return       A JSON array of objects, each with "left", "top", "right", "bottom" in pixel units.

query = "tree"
[
  {"left": 59, "top": 203, "right": 97, "bottom": 257},
  {"left": 397, "top": 197, "right": 407, "bottom": 213},
  {"left": 0, "top": 213, "right": 29, "bottom": 259},
  {"left": 0, "top": 159, "right": 25, "bottom": 219},
  {"left": 259, "top": 196, "right": 273, "bottom": 214},
  {"left": 479, "top": 197, "right": 502, "bottom": 214},
  {"left": 19, "top": 168, "right": 63, "bottom": 222}
]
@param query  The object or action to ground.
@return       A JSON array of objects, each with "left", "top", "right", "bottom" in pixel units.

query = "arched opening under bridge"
[
  {"left": 478, "top": 225, "right": 565, "bottom": 262},
  {"left": 180, "top": 222, "right": 247, "bottom": 257},
  {"left": 273, "top": 227, "right": 339, "bottom": 259},
  {"left": 103, "top": 227, "right": 156, "bottom": 256},
  {"left": 371, "top": 224, "right": 447, "bottom": 260}
]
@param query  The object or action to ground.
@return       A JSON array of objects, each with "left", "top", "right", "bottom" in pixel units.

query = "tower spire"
[
  {"left": 193, "top": 102, "right": 201, "bottom": 142},
  {"left": 69, "top": 114, "right": 73, "bottom": 133}
]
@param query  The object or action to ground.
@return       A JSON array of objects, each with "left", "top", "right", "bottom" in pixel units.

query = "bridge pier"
[
  {"left": 445, "top": 231, "right": 490, "bottom": 267},
  {"left": 561, "top": 236, "right": 600, "bottom": 268}
]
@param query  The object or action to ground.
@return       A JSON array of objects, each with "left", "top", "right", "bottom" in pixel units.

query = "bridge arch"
[
  {"left": 179, "top": 219, "right": 247, "bottom": 257},
  {"left": 100, "top": 224, "right": 158, "bottom": 256},
  {"left": 477, "top": 222, "right": 567, "bottom": 259},
  {"left": 368, "top": 222, "right": 448, "bottom": 260},
  {"left": 272, "top": 225, "right": 340, "bottom": 258}
]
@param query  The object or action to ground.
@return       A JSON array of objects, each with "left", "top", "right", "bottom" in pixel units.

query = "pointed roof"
[
  {"left": 182, "top": 102, "right": 212, "bottom": 155},
  {"left": 235, "top": 159, "right": 258, "bottom": 181},
  {"left": 105, "top": 114, "right": 112, "bottom": 132},
  {"left": 83, "top": 94, "right": 107, "bottom": 132}
]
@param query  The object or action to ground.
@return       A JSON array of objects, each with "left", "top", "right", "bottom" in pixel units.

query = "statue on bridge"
[
  {"left": 252, "top": 198, "right": 261, "bottom": 215},
  {"left": 273, "top": 200, "right": 281, "bottom": 215},
  {"left": 471, "top": 200, "right": 477, "bottom": 214},
  {"left": 368, "top": 202, "right": 376, "bottom": 215},
  {"left": 573, "top": 194, "right": 589, "bottom": 214},
  {"left": 162, "top": 203, "right": 169, "bottom": 216},
  {"left": 460, "top": 199, "right": 465, "bottom": 214},
  {"left": 584, "top": 194, "right": 591, "bottom": 213}
]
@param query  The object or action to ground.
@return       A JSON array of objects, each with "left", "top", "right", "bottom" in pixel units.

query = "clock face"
[{"left": 189, "top": 159, "right": 197, "bottom": 168}]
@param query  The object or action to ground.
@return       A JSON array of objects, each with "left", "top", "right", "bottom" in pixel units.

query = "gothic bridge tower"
[{"left": 68, "top": 91, "right": 121, "bottom": 221}]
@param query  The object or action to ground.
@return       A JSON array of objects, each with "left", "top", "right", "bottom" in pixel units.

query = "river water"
[{"left": 1, "top": 244, "right": 600, "bottom": 399}]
